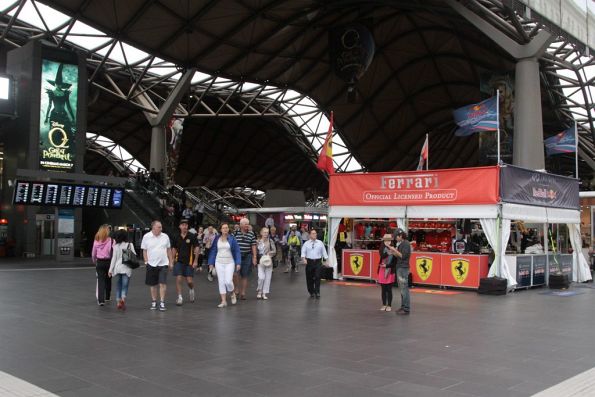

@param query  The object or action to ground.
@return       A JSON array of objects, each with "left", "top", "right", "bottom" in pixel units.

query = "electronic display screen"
[
  {"left": 30, "top": 183, "right": 44, "bottom": 204},
  {"left": 59, "top": 185, "right": 73, "bottom": 206},
  {"left": 98, "top": 188, "right": 111, "bottom": 207},
  {"left": 12, "top": 181, "right": 124, "bottom": 209},
  {"left": 85, "top": 187, "right": 99, "bottom": 207},
  {"left": 44, "top": 184, "right": 58, "bottom": 205},
  {"left": 73, "top": 186, "right": 85, "bottom": 206},
  {"left": 111, "top": 189, "right": 123, "bottom": 208},
  {"left": 14, "top": 182, "right": 30, "bottom": 204}
]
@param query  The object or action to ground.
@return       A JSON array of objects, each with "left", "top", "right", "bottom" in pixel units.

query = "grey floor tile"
[{"left": 0, "top": 263, "right": 595, "bottom": 397}]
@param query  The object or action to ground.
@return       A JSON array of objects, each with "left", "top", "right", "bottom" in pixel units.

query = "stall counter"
[{"left": 342, "top": 249, "right": 489, "bottom": 289}]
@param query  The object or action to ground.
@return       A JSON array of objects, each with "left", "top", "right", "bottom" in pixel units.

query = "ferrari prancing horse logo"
[
  {"left": 415, "top": 256, "right": 433, "bottom": 281},
  {"left": 350, "top": 254, "right": 364, "bottom": 275},
  {"left": 451, "top": 258, "right": 469, "bottom": 284}
]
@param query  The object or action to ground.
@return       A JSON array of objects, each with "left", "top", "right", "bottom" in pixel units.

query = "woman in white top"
[
  {"left": 256, "top": 227, "right": 277, "bottom": 300},
  {"left": 208, "top": 223, "right": 241, "bottom": 308},
  {"left": 108, "top": 230, "right": 137, "bottom": 311}
]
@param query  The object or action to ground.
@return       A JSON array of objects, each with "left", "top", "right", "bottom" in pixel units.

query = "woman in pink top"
[
  {"left": 377, "top": 234, "right": 396, "bottom": 312},
  {"left": 92, "top": 224, "right": 113, "bottom": 306}
]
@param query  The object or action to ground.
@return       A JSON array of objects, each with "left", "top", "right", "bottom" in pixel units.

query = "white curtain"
[
  {"left": 396, "top": 218, "right": 407, "bottom": 232},
  {"left": 567, "top": 223, "right": 592, "bottom": 282},
  {"left": 327, "top": 217, "right": 342, "bottom": 279},
  {"left": 481, "top": 217, "right": 517, "bottom": 288}
]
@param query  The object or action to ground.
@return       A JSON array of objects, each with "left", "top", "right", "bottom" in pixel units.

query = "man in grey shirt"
[{"left": 386, "top": 228, "right": 411, "bottom": 315}]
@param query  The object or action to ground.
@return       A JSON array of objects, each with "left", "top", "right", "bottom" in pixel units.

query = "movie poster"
[{"left": 39, "top": 59, "right": 78, "bottom": 171}]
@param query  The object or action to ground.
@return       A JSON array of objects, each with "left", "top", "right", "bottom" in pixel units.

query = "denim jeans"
[
  {"left": 396, "top": 268, "right": 410, "bottom": 312},
  {"left": 116, "top": 274, "right": 130, "bottom": 300}
]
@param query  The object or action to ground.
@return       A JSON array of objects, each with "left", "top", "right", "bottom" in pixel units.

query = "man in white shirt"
[
  {"left": 301, "top": 229, "right": 328, "bottom": 299},
  {"left": 142, "top": 220, "right": 174, "bottom": 311}
]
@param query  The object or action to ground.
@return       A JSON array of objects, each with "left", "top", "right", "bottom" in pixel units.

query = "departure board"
[
  {"left": 59, "top": 185, "right": 73, "bottom": 206},
  {"left": 73, "top": 186, "right": 85, "bottom": 206},
  {"left": 30, "top": 183, "right": 44, "bottom": 204},
  {"left": 85, "top": 186, "right": 99, "bottom": 207},
  {"left": 14, "top": 182, "right": 30, "bottom": 204},
  {"left": 44, "top": 184, "right": 58, "bottom": 205},
  {"left": 12, "top": 180, "right": 124, "bottom": 209}
]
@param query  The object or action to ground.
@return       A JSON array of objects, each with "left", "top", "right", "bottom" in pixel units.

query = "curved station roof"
[{"left": 1, "top": 0, "right": 594, "bottom": 194}]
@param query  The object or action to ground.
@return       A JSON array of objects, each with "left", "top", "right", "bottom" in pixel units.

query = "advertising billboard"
[{"left": 39, "top": 59, "right": 78, "bottom": 171}]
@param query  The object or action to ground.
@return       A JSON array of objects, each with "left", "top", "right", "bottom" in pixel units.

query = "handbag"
[
  {"left": 259, "top": 254, "right": 273, "bottom": 267},
  {"left": 122, "top": 243, "right": 141, "bottom": 269}
]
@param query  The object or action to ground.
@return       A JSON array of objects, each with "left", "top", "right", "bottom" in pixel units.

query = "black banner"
[{"left": 500, "top": 165, "right": 579, "bottom": 210}]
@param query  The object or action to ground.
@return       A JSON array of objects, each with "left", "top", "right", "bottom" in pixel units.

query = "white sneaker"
[
  {"left": 230, "top": 293, "right": 237, "bottom": 305},
  {"left": 256, "top": 293, "right": 262, "bottom": 299},
  {"left": 262, "top": 294, "right": 268, "bottom": 300},
  {"left": 207, "top": 273, "right": 213, "bottom": 282},
  {"left": 189, "top": 289, "right": 195, "bottom": 303},
  {"left": 150, "top": 301, "right": 157, "bottom": 310},
  {"left": 176, "top": 295, "right": 183, "bottom": 306},
  {"left": 159, "top": 301, "right": 167, "bottom": 311},
  {"left": 217, "top": 302, "right": 227, "bottom": 308}
]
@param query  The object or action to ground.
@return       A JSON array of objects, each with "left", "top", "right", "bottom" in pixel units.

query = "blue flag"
[
  {"left": 544, "top": 126, "right": 576, "bottom": 156},
  {"left": 453, "top": 96, "right": 498, "bottom": 137}
]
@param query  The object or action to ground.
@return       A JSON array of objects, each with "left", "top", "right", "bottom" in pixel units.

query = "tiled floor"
[{"left": 1, "top": 260, "right": 595, "bottom": 396}]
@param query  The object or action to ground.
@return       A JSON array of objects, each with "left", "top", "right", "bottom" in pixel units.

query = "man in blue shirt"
[{"left": 301, "top": 229, "right": 328, "bottom": 299}]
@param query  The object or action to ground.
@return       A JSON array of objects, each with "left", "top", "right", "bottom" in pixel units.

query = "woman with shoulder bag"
[
  {"left": 256, "top": 227, "right": 277, "bottom": 300},
  {"left": 208, "top": 223, "right": 241, "bottom": 308},
  {"left": 108, "top": 230, "right": 136, "bottom": 311},
  {"left": 91, "top": 224, "right": 113, "bottom": 306},
  {"left": 377, "top": 234, "right": 396, "bottom": 312}
]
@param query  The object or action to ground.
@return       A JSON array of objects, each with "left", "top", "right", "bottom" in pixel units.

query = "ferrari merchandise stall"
[{"left": 327, "top": 165, "right": 591, "bottom": 289}]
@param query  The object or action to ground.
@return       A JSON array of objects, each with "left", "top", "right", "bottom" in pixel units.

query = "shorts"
[
  {"left": 238, "top": 253, "right": 253, "bottom": 278},
  {"left": 173, "top": 262, "right": 194, "bottom": 277},
  {"left": 145, "top": 265, "right": 168, "bottom": 286}
]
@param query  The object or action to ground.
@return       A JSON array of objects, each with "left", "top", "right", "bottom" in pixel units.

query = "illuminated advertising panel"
[{"left": 39, "top": 59, "right": 78, "bottom": 171}]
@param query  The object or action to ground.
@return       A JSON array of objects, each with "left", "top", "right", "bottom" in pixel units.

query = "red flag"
[
  {"left": 416, "top": 134, "right": 428, "bottom": 171},
  {"left": 317, "top": 111, "right": 334, "bottom": 174}
]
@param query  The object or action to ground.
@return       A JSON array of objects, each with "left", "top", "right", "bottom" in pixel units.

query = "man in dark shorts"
[
  {"left": 142, "top": 220, "right": 173, "bottom": 311},
  {"left": 232, "top": 218, "right": 257, "bottom": 300},
  {"left": 171, "top": 219, "right": 200, "bottom": 306}
]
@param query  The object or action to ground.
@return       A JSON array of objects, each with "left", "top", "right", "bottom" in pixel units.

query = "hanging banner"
[
  {"left": 39, "top": 59, "right": 78, "bottom": 171},
  {"left": 500, "top": 165, "right": 579, "bottom": 210},
  {"left": 329, "top": 166, "right": 499, "bottom": 206}
]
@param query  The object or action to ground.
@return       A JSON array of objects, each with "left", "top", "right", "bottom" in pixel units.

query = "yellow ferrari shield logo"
[
  {"left": 451, "top": 258, "right": 469, "bottom": 284},
  {"left": 416, "top": 256, "right": 432, "bottom": 281},
  {"left": 350, "top": 254, "right": 364, "bottom": 275}
]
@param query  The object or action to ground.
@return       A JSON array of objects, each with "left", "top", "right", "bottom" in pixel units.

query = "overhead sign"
[
  {"left": 329, "top": 166, "right": 499, "bottom": 206},
  {"left": 39, "top": 59, "right": 79, "bottom": 171},
  {"left": 499, "top": 165, "right": 579, "bottom": 210},
  {"left": 13, "top": 180, "right": 124, "bottom": 209}
]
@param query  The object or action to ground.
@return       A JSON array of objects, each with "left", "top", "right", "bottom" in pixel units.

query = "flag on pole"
[
  {"left": 416, "top": 134, "right": 428, "bottom": 171},
  {"left": 544, "top": 125, "right": 577, "bottom": 156},
  {"left": 317, "top": 111, "right": 334, "bottom": 174},
  {"left": 453, "top": 96, "right": 498, "bottom": 137}
]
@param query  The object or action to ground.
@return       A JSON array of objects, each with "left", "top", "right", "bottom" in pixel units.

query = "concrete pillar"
[
  {"left": 513, "top": 57, "right": 545, "bottom": 170},
  {"left": 150, "top": 125, "right": 166, "bottom": 173}
]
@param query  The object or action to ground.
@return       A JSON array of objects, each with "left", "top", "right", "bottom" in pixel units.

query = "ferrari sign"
[
  {"left": 329, "top": 166, "right": 499, "bottom": 206},
  {"left": 342, "top": 250, "right": 372, "bottom": 279},
  {"left": 451, "top": 258, "right": 469, "bottom": 284},
  {"left": 415, "top": 256, "right": 433, "bottom": 281},
  {"left": 350, "top": 254, "right": 364, "bottom": 275}
]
